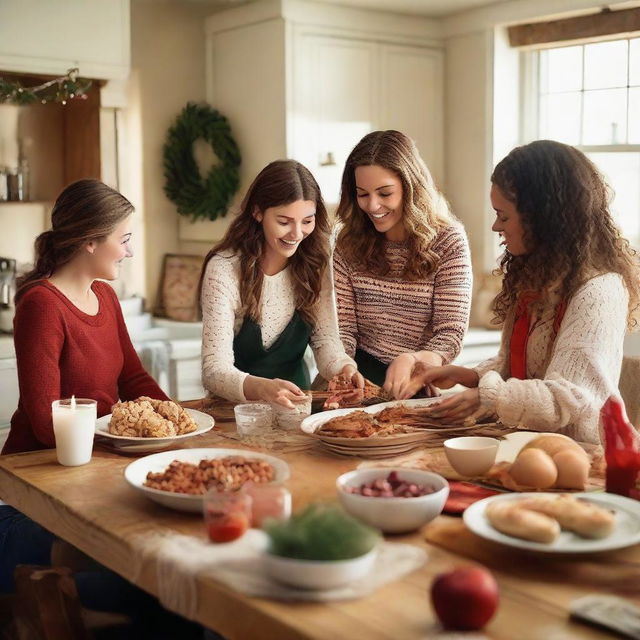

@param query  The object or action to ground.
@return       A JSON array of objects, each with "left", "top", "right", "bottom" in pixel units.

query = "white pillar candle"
[{"left": 52, "top": 397, "right": 97, "bottom": 466}]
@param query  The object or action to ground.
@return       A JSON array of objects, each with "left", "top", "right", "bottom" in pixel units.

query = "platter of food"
[
  {"left": 301, "top": 399, "right": 479, "bottom": 458},
  {"left": 124, "top": 447, "right": 290, "bottom": 512},
  {"left": 95, "top": 397, "right": 214, "bottom": 452},
  {"left": 463, "top": 491, "right": 640, "bottom": 553}
]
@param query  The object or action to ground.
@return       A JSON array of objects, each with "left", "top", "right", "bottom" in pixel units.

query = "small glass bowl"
[
  {"left": 234, "top": 403, "right": 273, "bottom": 437},
  {"left": 272, "top": 393, "right": 312, "bottom": 431},
  {"left": 204, "top": 489, "right": 252, "bottom": 543}
]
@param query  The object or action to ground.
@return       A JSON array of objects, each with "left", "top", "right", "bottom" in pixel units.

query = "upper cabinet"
[
  {"left": 201, "top": 0, "right": 443, "bottom": 229},
  {"left": 0, "top": 0, "right": 130, "bottom": 80}
]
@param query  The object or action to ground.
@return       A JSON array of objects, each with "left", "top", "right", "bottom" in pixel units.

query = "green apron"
[
  {"left": 354, "top": 348, "right": 388, "bottom": 387},
  {"left": 233, "top": 311, "right": 312, "bottom": 389}
]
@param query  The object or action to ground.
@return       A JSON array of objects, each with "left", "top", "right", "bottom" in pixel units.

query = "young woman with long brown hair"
[
  {"left": 333, "top": 130, "right": 472, "bottom": 397},
  {"left": 406, "top": 140, "right": 640, "bottom": 443},
  {"left": 0, "top": 180, "right": 202, "bottom": 638},
  {"left": 200, "top": 159, "right": 361, "bottom": 407},
  {"left": 4, "top": 179, "right": 169, "bottom": 454}
]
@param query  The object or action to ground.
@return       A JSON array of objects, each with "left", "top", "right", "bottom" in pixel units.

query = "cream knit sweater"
[
  {"left": 474, "top": 273, "right": 628, "bottom": 444},
  {"left": 201, "top": 252, "right": 355, "bottom": 402}
]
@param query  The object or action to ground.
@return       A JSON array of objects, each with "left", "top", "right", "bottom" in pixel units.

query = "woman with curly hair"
[
  {"left": 406, "top": 140, "right": 640, "bottom": 443},
  {"left": 200, "top": 159, "right": 361, "bottom": 407},
  {"left": 333, "top": 130, "right": 472, "bottom": 396}
]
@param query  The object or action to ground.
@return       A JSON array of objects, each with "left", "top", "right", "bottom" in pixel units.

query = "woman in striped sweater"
[
  {"left": 333, "top": 130, "right": 473, "bottom": 397},
  {"left": 404, "top": 140, "right": 640, "bottom": 443}
]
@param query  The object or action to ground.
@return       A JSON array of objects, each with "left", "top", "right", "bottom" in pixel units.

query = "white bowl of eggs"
[{"left": 500, "top": 433, "right": 590, "bottom": 491}]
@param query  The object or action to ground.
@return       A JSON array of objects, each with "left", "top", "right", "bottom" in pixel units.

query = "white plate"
[
  {"left": 95, "top": 409, "right": 214, "bottom": 452},
  {"left": 463, "top": 492, "right": 640, "bottom": 553},
  {"left": 124, "top": 447, "right": 290, "bottom": 513},
  {"left": 300, "top": 398, "right": 441, "bottom": 436}
]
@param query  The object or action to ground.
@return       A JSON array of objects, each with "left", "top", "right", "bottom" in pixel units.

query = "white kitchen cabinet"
[
  {"left": 195, "top": 0, "right": 443, "bottom": 239},
  {"left": 0, "top": 0, "right": 130, "bottom": 80}
]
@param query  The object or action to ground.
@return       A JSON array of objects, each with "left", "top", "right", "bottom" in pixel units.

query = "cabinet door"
[
  {"left": 291, "top": 33, "right": 378, "bottom": 205},
  {"left": 379, "top": 44, "right": 444, "bottom": 186}
]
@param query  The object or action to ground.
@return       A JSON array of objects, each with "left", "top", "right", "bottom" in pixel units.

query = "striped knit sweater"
[{"left": 333, "top": 224, "right": 473, "bottom": 365}]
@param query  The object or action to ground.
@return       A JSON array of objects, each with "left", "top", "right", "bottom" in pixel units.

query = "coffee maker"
[{"left": 0, "top": 258, "right": 16, "bottom": 333}]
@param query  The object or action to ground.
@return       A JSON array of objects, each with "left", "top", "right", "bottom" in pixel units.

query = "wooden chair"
[{"left": 8, "top": 565, "right": 91, "bottom": 640}]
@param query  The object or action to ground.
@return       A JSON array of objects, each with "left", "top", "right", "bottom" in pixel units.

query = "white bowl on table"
[
  {"left": 263, "top": 548, "right": 377, "bottom": 590},
  {"left": 443, "top": 436, "right": 499, "bottom": 477},
  {"left": 336, "top": 468, "right": 449, "bottom": 534}
]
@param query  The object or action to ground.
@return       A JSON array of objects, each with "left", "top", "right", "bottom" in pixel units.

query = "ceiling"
[{"left": 190, "top": 0, "right": 504, "bottom": 18}]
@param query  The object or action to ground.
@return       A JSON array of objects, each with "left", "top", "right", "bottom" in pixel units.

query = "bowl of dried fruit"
[{"left": 336, "top": 468, "right": 449, "bottom": 533}]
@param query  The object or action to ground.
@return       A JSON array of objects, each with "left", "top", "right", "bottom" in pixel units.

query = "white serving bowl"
[
  {"left": 443, "top": 436, "right": 499, "bottom": 477},
  {"left": 336, "top": 468, "right": 449, "bottom": 534},
  {"left": 263, "top": 547, "right": 377, "bottom": 590}
]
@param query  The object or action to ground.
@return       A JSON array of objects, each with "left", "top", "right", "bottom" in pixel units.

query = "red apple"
[{"left": 430, "top": 566, "right": 499, "bottom": 630}]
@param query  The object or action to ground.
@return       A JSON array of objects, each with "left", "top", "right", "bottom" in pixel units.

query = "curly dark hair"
[
  {"left": 198, "top": 160, "right": 329, "bottom": 325},
  {"left": 335, "top": 130, "right": 455, "bottom": 280},
  {"left": 491, "top": 139, "right": 640, "bottom": 328}
]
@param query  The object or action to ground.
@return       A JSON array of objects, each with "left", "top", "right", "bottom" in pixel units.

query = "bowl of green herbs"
[{"left": 263, "top": 503, "right": 381, "bottom": 590}]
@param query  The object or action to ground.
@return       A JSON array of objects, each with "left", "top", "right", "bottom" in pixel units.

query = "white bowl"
[
  {"left": 443, "top": 436, "right": 499, "bottom": 476},
  {"left": 263, "top": 548, "right": 377, "bottom": 590},
  {"left": 336, "top": 468, "right": 449, "bottom": 534},
  {"left": 124, "top": 448, "right": 290, "bottom": 513}
]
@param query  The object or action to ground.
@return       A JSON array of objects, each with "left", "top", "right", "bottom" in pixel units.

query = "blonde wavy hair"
[
  {"left": 491, "top": 140, "right": 640, "bottom": 330},
  {"left": 335, "top": 130, "right": 456, "bottom": 279},
  {"left": 199, "top": 160, "right": 329, "bottom": 325}
]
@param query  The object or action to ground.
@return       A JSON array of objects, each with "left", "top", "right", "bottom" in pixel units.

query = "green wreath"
[{"left": 163, "top": 103, "right": 241, "bottom": 222}]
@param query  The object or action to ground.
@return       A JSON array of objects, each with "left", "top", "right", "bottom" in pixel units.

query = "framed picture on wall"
[{"left": 155, "top": 254, "right": 204, "bottom": 322}]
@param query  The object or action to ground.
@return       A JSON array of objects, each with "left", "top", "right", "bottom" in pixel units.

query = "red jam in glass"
[{"left": 205, "top": 490, "right": 251, "bottom": 543}]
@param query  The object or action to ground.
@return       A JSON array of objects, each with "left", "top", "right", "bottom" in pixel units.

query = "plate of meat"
[
  {"left": 95, "top": 397, "right": 214, "bottom": 452},
  {"left": 300, "top": 399, "right": 476, "bottom": 458}
]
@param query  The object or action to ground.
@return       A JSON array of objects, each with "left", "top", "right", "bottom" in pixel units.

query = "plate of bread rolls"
[{"left": 463, "top": 492, "right": 640, "bottom": 552}]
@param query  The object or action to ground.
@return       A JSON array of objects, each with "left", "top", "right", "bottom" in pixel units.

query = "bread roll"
[
  {"left": 517, "top": 494, "right": 615, "bottom": 539},
  {"left": 485, "top": 501, "right": 561, "bottom": 544},
  {"left": 521, "top": 434, "right": 589, "bottom": 461}
]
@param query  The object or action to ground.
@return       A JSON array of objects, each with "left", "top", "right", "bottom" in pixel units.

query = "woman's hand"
[
  {"left": 383, "top": 353, "right": 418, "bottom": 399},
  {"left": 245, "top": 376, "right": 306, "bottom": 409},
  {"left": 427, "top": 388, "right": 481, "bottom": 422},
  {"left": 397, "top": 364, "right": 480, "bottom": 400},
  {"left": 340, "top": 364, "right": 365, "bottom": 390}
]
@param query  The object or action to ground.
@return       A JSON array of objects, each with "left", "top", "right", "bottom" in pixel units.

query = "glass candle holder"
[
  {"left": 272, "top": 393, "right": 312, "bottom": 431},
  {"left": 234, "top": 403, "right": 273, "bottom": 437},
  {"left": 242, "top": 482, "right": 291, "bottom": 528},
  {"left": 51, "top": 398, "right": 97, "bottom": 466},
  {"left": 204, "top": 489, "right": 252, "bottom": 543}
]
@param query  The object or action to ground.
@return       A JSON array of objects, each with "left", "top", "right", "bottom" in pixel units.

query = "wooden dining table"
[{"left": 0, "top": 398, "right": 638, "bottom": 639}]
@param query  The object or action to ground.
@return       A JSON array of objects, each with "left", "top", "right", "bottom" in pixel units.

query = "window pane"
[
  {"left": 631, "top": 38, "right": 640, "bottom": 86},
  {"left": 539, "top": 92, "right": 581, "bottom": 144},
  {"left": 540, "top": 45, "right": 583, "bottom": 93},
  {"left": 582, "top": 88, "right": 627, "bottom": 145},
  {"left": 629, "top": 87, "right": 640, "bottom": 144},
  {"left": 584, "top": 40, "right": 628, "bottom": 90},
  {"left": 588, "top": 152, "right": 640, "bottom": 244}
]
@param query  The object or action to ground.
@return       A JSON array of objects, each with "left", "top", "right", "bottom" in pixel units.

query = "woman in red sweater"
[
  {"left": 4, "top": 179, "right": 169, "bottom": 454},
  {"left": 0, "top": 180, "right": 202, "bottom": 638}
]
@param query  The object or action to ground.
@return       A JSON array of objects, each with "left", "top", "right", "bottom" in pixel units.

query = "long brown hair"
[
  {"left": 199, "top": 160, "right": 329, "bottom": 324},
  {"left": 491, "top": 140, "right": 640, "bottom": 328},
  {"left": 335, "top": 130, "right": 455, "bottom": 279},
  {"left": 15, "top": 179, "right": 134, "bottom": 303}
]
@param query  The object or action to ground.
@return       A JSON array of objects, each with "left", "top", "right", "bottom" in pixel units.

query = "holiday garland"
[
  {"left": 163, "top": 103, "right": 241, "bottom": 222},
  {"left": 0, "top": 68, "right": 92, "bottom": 105}
]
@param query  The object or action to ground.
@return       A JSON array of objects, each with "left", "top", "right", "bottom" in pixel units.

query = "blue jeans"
[{"left": 0, "top": 505, "right": 205, "bottom": 639}]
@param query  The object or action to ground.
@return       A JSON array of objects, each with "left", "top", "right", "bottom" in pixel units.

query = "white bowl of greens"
[{"left": 263, "top": 503, "right": 380, "bottom": 590}]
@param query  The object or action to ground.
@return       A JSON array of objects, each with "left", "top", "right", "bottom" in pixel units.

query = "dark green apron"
[
  {"left": 233, "top": 311, "right": 312, "bottom": 389},
  {"left": 354, "top": 348, "right": 388, "bottom": 386}
]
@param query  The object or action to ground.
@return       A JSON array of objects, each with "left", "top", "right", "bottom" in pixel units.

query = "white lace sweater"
[
  {"left": 473, "top": 273, "right": 628, "bottom": 444},
  {"left": 201, "top": 252, "right": 355, "bottom": 402}
]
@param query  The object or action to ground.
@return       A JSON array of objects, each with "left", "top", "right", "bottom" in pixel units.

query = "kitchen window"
[{"left": 525, "top": 37, "right": 640, "bottom": 247}]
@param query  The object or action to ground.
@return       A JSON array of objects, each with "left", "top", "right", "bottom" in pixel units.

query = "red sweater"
[{"left": 3, "top": 280, "right": 169, "bottom": 454}]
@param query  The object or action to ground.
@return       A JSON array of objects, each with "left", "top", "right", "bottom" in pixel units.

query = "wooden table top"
[{"left": 0, "top": 400, "right": 636, "bottom": 639}]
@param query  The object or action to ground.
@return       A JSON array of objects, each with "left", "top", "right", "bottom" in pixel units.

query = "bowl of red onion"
[{"left": 336, "top": 468, "right": 449, "bottom": 533}]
